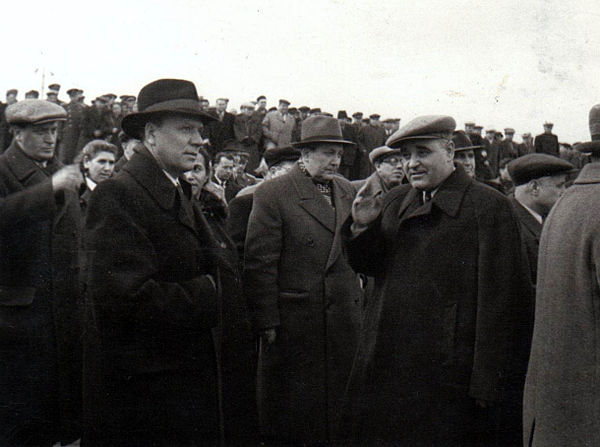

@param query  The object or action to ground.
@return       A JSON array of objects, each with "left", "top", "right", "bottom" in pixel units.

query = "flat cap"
[
  {"left": 67, "top": 88, "right": 82, "bottom": 96},
  {"left": 387, "top": 115, "right": 456, "bottom": 148},
  {"left": 369, "top": 113, "right": 381, "bottom": 119},
  {"left": 369, "top": 145, "right": 402, "bottom": 165},
  {"left": 256, "top": 95, "right": 266, "bottom": 102},
  {"left": 6, "top": 89, "right": 17, "bottom": 96},
  {"left": 103, "top": 93, "right": 117, "bottom": 99},
  {"left": 309, "top": 108, "right": 321, "bottom": 114},
  {"left": 507, "top": 153, "right": 575, "bottom": 186},
  {"left": 352, "top": 112, "right": 363, "bottom": 118},
  {"left": 264, "top": 145, "right": 301, "bottom": 168},
  {"left": 6, "top": 99, "right": 67, "bottom": 125},
  {"left": 504, "top": 127, "right": 515, "bottom": 134},
  {"left": 25, "top": 90, "right": 39, "bottom": 98},
  {"left": 474, "top": 125, "right": 483, "bottom": 130},
  {"left": 464, "top": 121, "right": 475, "bottom": 126},
  {"left": 240, "top": 102, "right": 255, "bottom": 109},
  {"left": 298, "top": 106, "right": 310, "bottom": 112},
  {"left": 279, "top": 99, "right": 291, "bottom": 105}
]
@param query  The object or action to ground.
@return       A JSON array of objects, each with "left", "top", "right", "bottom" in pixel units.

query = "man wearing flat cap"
[
  {"left": 234, "top": 102, "right": 263, "bottom": 173},
  {"left": 534, "top": 122, "right": 559, "bottom": 156},
  {"left": 341, "top": 115, "right": 532, "bottom": 445},
  {"left": 353, "top": 145, "right": 404, "bottom": 193},
  {"left": 0, "top": 99, "right": 84, "bottom": 445},
  {"left": 58, "top": 89, "right": 87, "bottom": 164},
  {"left": 261, "top": 98, "right": 296, "bottom": 150},
  {"left": 82, "top": 79, "right": 228, "bottom": 445},
  {"left": 244, "top": 115, "right": 363, "bottom": 445},
  {"left": 524, "top": 105, "right": 600, "bottom": 446}
]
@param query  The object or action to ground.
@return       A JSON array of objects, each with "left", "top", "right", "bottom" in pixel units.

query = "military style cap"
[
  {"left": 309, "top": 108, "right": 321, "bottom": 114},
  {"left": 452, "top": 130, "right": 482, "bottom": 153},
  {"left": 292, "top": 115, "right": 354, "bottom": 148},
  {"left": 103, "top": 93, "right": 117, "bottom": 99},
  {"left": 504, "top": 127, "right": 515, "bottom": 134},
  {"left": 507, "top": 154, "right": 575, "bottom": 186},
  {"left": 485, "top": 127, "right": 496, "bottom": 133},
  {"left": 369, "top": 113, "right": 381, "bottom": 119},
  {"left": 369, "top": 145, "right": 402, "bottom": 165},
  {"left": 521, "top": 132, "right": 531, "bottom": 138},
  {"left": 474, "top": 125, "right": 483, "bottom": 130},
  {"left": 264, "top": 145, "right": 301, "bottom": 168},
  {"left": 279, "top": 99, "right": 291, "bottom": 105},
  {"left": 352, "top": 112, "right": 363, "bottom": 118},
  {"left": 543, "top": 121, "right": 553, "bottom": 127},
  {"left": 387, "top": 115, "right": 456, "bottom": 148},
  {"left": 464, "top": 121, "right": 475, "bottom": 127},
  {"left": 6, "top": 99, "right": 67, "bottom": 125},
  {"left": 298, "top": 106, "right": 310, "bottom": 112},
  {"left": 574, "top": 104, "right": 600, "bottom": 154},
  {"left": 48, "top": 83, "right": 60, "bottom": 91},
  {"left": 288, "top": 107, "right": 298, "bottom": 114},
  {"left": 67, "top": 88, "right": 82, "bottom": 96},
  {"left": 337, "top": 110, "right": 348, "bottom": 120},
  {"left": 46, "top": 91, "right": 58, "bottom": 97},
  {"left": 6, "top": 89, "right": 17, "bottom": 96},
  {"left": 25, "top": 90, "right": 39, "bottom": 98},
  {"left": 256, "top": 95, "right": 266, "bottom": 102}
]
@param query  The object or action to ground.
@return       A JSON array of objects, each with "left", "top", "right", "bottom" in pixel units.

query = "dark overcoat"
[
  {"left": 0, "top": 142, "right": 82, "bottom": 445},
  {"left": 233, "top": 113, "right": 263, "bottom": 172},
  {"left": 243, "top": 164, "right": 363, "bottom": 444},
  {"left": 510, "top": 196, "right": 542, "bottom": 284},
  {"left": 341, "top": 166, "right": 532, "bottom": 445},
  {"left": 523, "top": 163, "right": 600, "bottom": 446},
  {"left": 59, "top": 100, "right": 87, "bottom": 163},
  {"left": 82, "top": 147, "right": 221, "bottom": 446},
  {"left": 533, "top": 133, "right": 559, "bottom": 156}
]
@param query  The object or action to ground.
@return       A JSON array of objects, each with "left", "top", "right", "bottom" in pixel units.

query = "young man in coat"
[
  {"left": 261, "top": 99, "right": 296, "bottom": 149},
  {"left": 82, "top": 79, "right": 223, "bottom": 446},
  {"left": 342, "top": 115, "right": 532, "bottom": 445},
  {"left": 244, "top": 115, "right": 364, "bottom": 445},
  {"left": 523, "top": 107, "right": 600, "bottom": 446},
  {"left": 0, "top": 100, "right": 84, "bottom": 445}
]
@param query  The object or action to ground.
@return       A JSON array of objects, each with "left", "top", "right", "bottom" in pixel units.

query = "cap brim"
[
  {"left": 454, "top": 145, "right": 483, "bottom": 152},
  {"left": 387, "top": 135, "right": 443, "bottom": 148},
  {"left": 292, "top": 138, "right": 355, "bottom": 148},
  {"left": 575, "top": 141, "right": 600, "bottom": 153},
  {"left": 121, "top": 109, "right": 217, "bottom": 139}
]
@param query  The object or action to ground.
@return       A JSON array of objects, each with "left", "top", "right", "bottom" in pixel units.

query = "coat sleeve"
[
  {"left": 261, "top": 114, "right": 274, "bottom": 141},
  {"left": 469, "top": 195, "right": 534, "bottom": 402},
  {"left": 83, "top": 182, "right": 218, "bottom": 338},
  {"left": 233, "top": 115, "right": 247, "bottom": 142},
  {"left": 243, "top": 185, "right": 282, "bottom": 331},
  {"left": 0, "top": 178, "right": 55, "bottom": 230},
  {"left": 342, "top": 213, "right": 386, "bottom": 278}
]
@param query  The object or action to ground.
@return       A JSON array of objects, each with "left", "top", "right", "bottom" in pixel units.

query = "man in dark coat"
[
  {"left": 244, "top": 115, "right": 364, "bottom": 445},
  {"left": 77, "top": 96, "right": 112, "bottom": 150},
  {"left": 337, "top": 110, "right": 359, "bottom": 179},
  {"left": 82, "top": 79, "right": 222, "bottom": 446},
  {"left": 357, "top": 114, "right": 387, "bottom": 178},
  {"left": 534, "top": 122, "right": 559, "bottom": 156},
  {"left": 206, "top": 97, "right": 235, "bottom": 154},
  {"left": 0, "top": 100, "right": 84, "bottom": 445},
  {"left": 0, "top": 89, "right": 18, "bottom": 152},
  {"left": 523, "top": 109, "right": 600, "bottom": 446},
  {"left": 58, "top": 88, "right": 87, "bottom": 164},
  {"left": 342, "top": 115, "right": 532, "bottom": 445},
  {"left": 234, "top": 102, "right": 263, "bottom": 173}
]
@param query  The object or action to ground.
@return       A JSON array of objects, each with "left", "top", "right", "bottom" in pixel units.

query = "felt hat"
[{"left": 292, "top": 115, "right": 354, "bottom": 148}]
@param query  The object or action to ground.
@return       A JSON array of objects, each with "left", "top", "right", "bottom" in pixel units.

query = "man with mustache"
[{"left": 342, "top": 115, "right": 532, "bottom": 445}]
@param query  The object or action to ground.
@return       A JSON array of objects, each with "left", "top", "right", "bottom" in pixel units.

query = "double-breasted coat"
[
  {"left": 0, "top": 142, "right": 82, "bottom": 445},
  {"left": 82, "top": 147, "right": 221, "bottom": 446},
  {"left": 261, "top": 110, "right": 296, "bottom": 148},
  {"left": 523, "top": 163, "right": 600, "bottom": 446},
  {"left": 243, "top": 164, "right": 363, "bottom": 444},
  {"left": 341, "top": 166, "right": 532, "bottom": 445}
]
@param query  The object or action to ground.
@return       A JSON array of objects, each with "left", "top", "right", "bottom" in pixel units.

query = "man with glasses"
[{"left": 353, "top": 145, "right": 404, "bottom": 193}]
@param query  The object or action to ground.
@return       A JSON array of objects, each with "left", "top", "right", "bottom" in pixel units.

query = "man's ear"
[
  {"left": 446, "top": 140, "right": 455, "bottom": 160},
  {"left": 144, "top": 122, "right": 156, "bottom": 146}
]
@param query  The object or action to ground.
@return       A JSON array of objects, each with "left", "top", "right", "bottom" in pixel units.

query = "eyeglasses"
[{"left": 381, "top": 156, "right": 403, "bottom": 166}]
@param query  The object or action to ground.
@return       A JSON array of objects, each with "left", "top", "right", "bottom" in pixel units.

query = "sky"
[{"left": 2, "top": 0, "right": 599, "bottom": 142}]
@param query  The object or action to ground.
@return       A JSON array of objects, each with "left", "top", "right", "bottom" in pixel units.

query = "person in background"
[
  {"left": 518, "top": 132, "right": 534, "bottom": 156},
  {"left": 534, "top": 122, "right": 559, "bottom": 156},
  {"left": 113, "top": 131, "right": 142, "bottom": 173},
  {"left": 0, "top": 89, "right": 18, "bottom": 152},
  {"left": 76, "top": 140, "right": 119, "bottom": 214},
  {"left": 353, "top": 145, "right": 404, "bottom": 193},
  {"left": 261, "top": 99, "right": 295, "bottom": 150},
  {"left": 451, "top": 130, "right": 481, "bottom": 179},
  {"left": 234, "top": 102, "right": 262, "bottom": 173}
]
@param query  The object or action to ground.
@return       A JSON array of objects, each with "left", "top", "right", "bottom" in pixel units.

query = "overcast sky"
[{"left": 2, "top": 0, "right": 599, "bottom": 142}]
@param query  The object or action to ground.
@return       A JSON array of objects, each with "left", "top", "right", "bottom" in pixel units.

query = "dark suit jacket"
[
  {"left": 510, "top": 197, "right": 542, "bottom": 284},
  {"left": 534, "top": 133, "right": 559, "bottom": 156},
  {"left": 82, "top": 147, "right": 221, "bottom": 445},
  {"left": 0, "top": 142, "right": 82, "bottom": 444}
]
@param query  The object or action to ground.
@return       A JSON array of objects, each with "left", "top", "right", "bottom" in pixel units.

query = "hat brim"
[
  {"left": 387, "top": 135, "right": 445, "bottom": 148},
  {"left": 454, "top": 145, "right": 483, "bottom": 152},
  {"left": 574, "top": 141, "right": 600, "bottom": 154},
  {"left": 122, "top": 105, "right": 217, "bottom": 139},
  {"left": 292, "top": 138, "right": 355, "bottom": 148}
]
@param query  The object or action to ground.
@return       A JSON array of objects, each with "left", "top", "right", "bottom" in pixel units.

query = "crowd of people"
[{"left": 0, "top": 76, "right": 598, "bottom": 447}]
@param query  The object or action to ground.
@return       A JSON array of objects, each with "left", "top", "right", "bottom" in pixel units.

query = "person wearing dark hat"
[
  {"left": 227, "top": 145, "right": 299, "bottom": 259},
  {"left": 244, "top": 115, "right": 363, "bottom": 445},
  {"left": 48, "top": 83, "right": 60, "bottom": 93},
  {"left": 234, "top": 102, "right": 263, "bottom": 173},
  {"left": 0, "top": 99, "right": 84, "bottom": 445},
  {"left": 82, "top": 79, "right": 230, "bottom": 446},
  {"left": 298, "top": 105, "right": 310, "bottom": 120},
  {"left": 517, "top": 131, "right": 534, "bottom": 156},
  {"left": 77, "top": 96, "right": 112, "bottom": 151},
  {"left": 498, "top": 127, "right": 518, "bottom": 160},
  {"left": 261, "top": 98, "right": 296, "bottom": 150},
  {"left": 0, "top": 89, "right": 18, "bottom": 152},
  {"left": 58, "top": 88, "right": 87, "bottom": 164},
  {"left": 534, "top": 121, "right": 559, "bottom": 156},
  {"left": 356, "top": 113, "right": 386, "bottom": 178},
  {"left": 25, "top": 89, "right": 39, "bottom": 99},
  {"left": 342, "top": 115, "right": 532, "bottom": 445},
  {"left": 451, "top": 130, "right": 481, "bottom": 179},
  {"left": 337, "top": 110, "right": 358, "bottom": 179},
  {"left": 309, "top": 107, "right": 321, "bottom": 116},
  {"left": 46, "top": 89, "right": 60, "bottom": 104},
  {"left": 523, "top": 105, "right": 600, "bottom": 446}
]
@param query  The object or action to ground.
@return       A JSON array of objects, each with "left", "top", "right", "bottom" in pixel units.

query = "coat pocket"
[{"left": 0, "top": 286, "right": 36, "bottom": 306}]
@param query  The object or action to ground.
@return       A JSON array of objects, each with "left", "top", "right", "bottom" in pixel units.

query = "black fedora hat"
[
  {"left": 452, "top": 130, "right": 482, "bottom": 152},
  {"left": 292, "top": 115, "right": 354, "bottom": 148},
  {"left": 121, "top": 78, "right": 216, "bottom": 138}
]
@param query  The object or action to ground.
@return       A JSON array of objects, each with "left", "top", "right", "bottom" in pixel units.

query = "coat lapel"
[
  {"left": 511, "top": 198, "right": 542, "bottom": 241},
  {"left": 325, "top": 178, "right": 353, "bottom": 269},
  {"left": 290, "top": 165, "right": 336, "bottom": 233},
  {"left": 5, "top": 142, "right": 53, "bottom": 188}
]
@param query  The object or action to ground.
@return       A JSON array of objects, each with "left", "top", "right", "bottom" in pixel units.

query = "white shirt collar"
[
  {"left": 85, "top": 177, "right": 97, "bottom": 191},
  {"left": 515, "top": 197, "right": 543, "bottom": 224},
  {"left": 162, "top": 169, "right": 180, "bottom": 187}
]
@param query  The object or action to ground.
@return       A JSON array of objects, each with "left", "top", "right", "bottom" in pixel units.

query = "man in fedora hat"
[
  {"left": 341, "top": 115, "right": 532, "bottom": 445},
  {"left": 0, "top": 99, "right": 84, "bottom": 445},
  {"left": 82, "top": 78, "right": 225, "bottom": 446},
  {"left": 244, "top": 115, "right": 364, "bottom": 445},
  {"left": 524, "top": 104, "right": 600, "bottom": 446},
  {"left": 534, "top": 121, "right": 559, "bottom": 156}
]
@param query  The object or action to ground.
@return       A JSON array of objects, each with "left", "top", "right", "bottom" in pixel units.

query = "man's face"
[
  {"left": 216, "top": 100, "right": 227, "bottom": 113},
  {"left": 465, "top": 124, "right": 474, "bottom": 134},
  {"left": 453, "top": 149, "right": 475, "bottom": 179},
  {"left": 400, "top": 138, "right": 455, "bottom": 191},
  {"left": 16, "top": 122, "right": 59, "bottom": 161},
  {"left": 258, "top": 99, "right": 267, "bottom": 110},
  {"left": 85, "top": 150, "right": 116, "bottom": 183},
  {"left": 279, "top": 102, "right": 289, "bottom": 114},
  {"left": 200, "top": 100, "right": 209, "bottom": 111},
  {"left": 544, "top": 125, "right": 553, "bottom": 134},
  {"left": 302, "top": 143, "right": 343, "bottom": 181},
  {"left": 214, "top": 156, "right": 235, "bottom": 181},
  {"left": 94, "top": 100, "right": 107, "bottom": 111},
  {"left": 535, "top": 174, "right": 568, "bottom": 215},
  {"left": 242, "top": 106, "right": 253, "bottom": 116},
  {"left": 505, "top": 133, "right": 514, "bottom": 142},
  {"left": 6, "top": 94, "right": 17, "bottom": 105},
  {"left": 375, "top": 153, "right": 404, "bottom": 187},
  {"left": 148, "top": 115, "right": 204, "bottom": 176}
]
